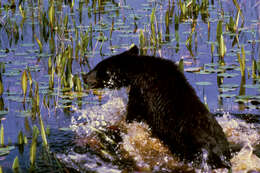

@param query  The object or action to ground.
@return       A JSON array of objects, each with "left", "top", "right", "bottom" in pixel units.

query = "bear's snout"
[{"left": 82, "top": 71, "right": 99, "bottom": 88}]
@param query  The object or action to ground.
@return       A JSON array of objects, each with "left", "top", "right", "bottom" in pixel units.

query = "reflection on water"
[{"left": 58, "top": 90, "right": 260, "bottom": 172}]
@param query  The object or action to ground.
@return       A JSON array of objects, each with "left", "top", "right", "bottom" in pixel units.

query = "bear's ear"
[{"left": 120, "top": 44, "right": 139, "bottom": 56}]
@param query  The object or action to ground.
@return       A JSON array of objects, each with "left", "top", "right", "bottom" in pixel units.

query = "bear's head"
[{"left": 82, "top": 45, "right": 139, "bottom": 89}]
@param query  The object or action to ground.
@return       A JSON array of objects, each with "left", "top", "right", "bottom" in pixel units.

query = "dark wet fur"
[{"left": 82, "top": 46, "right": 231, "bottom": 169}]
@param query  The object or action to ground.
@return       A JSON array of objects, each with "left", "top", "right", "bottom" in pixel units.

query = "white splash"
[
  {"left": 217, "top": 112, "right": 260, "bottom": 147},
  {"left": 70, "top": 90, "right": 127, "bottom": 137},
  {"left": 59, "top": 91, "right": 260, "bottom": 172}
]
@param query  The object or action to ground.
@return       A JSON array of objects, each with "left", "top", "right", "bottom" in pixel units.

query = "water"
[{"left": 0, "top": 0, "right": 259, "bottom": 172}]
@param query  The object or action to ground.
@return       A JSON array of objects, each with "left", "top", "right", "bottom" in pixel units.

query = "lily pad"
[
  {"left": 16, "top": 110, "right": 32, "bottom": 117},
  {"left": 59, "top": 127, "right": 72, "bottom": 131},
  {"left": 196, "top": 82, "right": 212, "bottom": 86},
  {"left": 217, "top": 73, "right": 239, "bottom": 78},
  {"left": 0, "top": 150, "right": 10, "bottom": 156},
  {"left": 219, "top": 87, "right": 237, "bottom": 92},
  {"left": 220, "top": 84, "right": 239, "bottom": 89},
  {"left": 20, "top": 43, "right": 35, "bottom": 47},
  {"left": 219, "top": 94, "right": 236, "bottom": 98},
  {"left": 204, "top": 68, "right": 217, "bottom": 73},
  {"left": 0, "top": 111, "right": 8, "bottom": 116},
  {"left": 0, "top": 54, "right": 7, "bottom": 58},
  {"left": 234, "top": 98, "right": 248, "bottom": 103},
  {"left": 204, "top": 64, "right": 218, "bottom": 68},
  {"left": 244, "top": 84, "right": 260, "bottom": 89},
  {"left": 6, "top": 96, "right": 31, "bottom": 103},
  {"left": 14, "top": 52, "right": 28, "bottom": 56},
  {"left": 185, "top": 67, "right": 202, "bottom": 73},
  {"left": 0, "top": 146, "right": 15, "bottom": 156}
]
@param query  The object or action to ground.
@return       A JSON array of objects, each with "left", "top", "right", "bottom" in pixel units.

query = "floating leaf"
[
  {"left": 196, "top": 82, "right": 212, "bottom": 86},
  {"left": 0, "top": 150, "right": 9, "bottom": 156},
  {"left": 185, "top": 67, "right": 202, "bottom": 72},
  {"left": 244, "top": 84, "right": 260, "bottom": 89},
  {"left": 0, "top": 146, "right": 15, "bottom": 152},
  {"left": 59, "top": 127, "right": 72, "bottom": 131},
  {"left": 217, "top": 73, "right": 239, "bottom": 78},
  {"left": 204, "top": 68, "right": 217, "bottom": 73},
  {"left": 219, "top": 94, "right": 236, "bottom": 98},
  {"left": 220, "top": 84, "right": 239, "bottom": 89}
]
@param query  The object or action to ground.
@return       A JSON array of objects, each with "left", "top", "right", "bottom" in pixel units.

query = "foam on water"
[{"left": 58, "top": 90, "right": 260, "bottom": 172}]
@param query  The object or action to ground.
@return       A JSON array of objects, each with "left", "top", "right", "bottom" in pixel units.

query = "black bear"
[{"left": 82, "top": 46, "right": 231, "bottom": 169}]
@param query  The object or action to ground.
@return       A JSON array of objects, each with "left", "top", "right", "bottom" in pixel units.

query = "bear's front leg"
[{"left": 126, "top": 86, "right": 147, "bottom": 123}]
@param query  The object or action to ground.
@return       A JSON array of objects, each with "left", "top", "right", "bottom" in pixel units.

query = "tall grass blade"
[
  {"left": 150, "top": 8, "right": 156, "bottom": 46},
  {"left": 12, "top": 156, "right": 20, "bottom": 173},
  {"left": 211, "top": 43, "right": 215, "bottom": 56},
  {"left": 30, "top": 139, "right": 37, "bottom": 168},
  {"left": 139, "top": 29, "right": 145, "bottom": 54},
  {"left": 216, "top": 20, "right": 222, "bottom": 42},
  {"left": 39, "top": 115, "right": 48, "bottom": 148},
  {"left": 48, "top": 2, "right": 55, "bottom": 28},
  {"left": 19, "top": 4, "right": 26, "bottom": 18},
  {"left": 219, "top": 34, "right": 226, "bottom": 58},
  {"left": 34, "top": 35, "right": 43, "bottom": 53},
  {"left": 252, "top": 59, "right": 256, "bottom": 79},
  {"left": 178, "top": 59, "right": 184, "bottom": 73},
  {"left": 21, "top": 70, "right": 28, "bottom": 97},
  {"left": 0, "top": 124, "right": 3, "bottom": 146},
  {"left": 237, "top": 47, "right": 245, "bottom": 77},
  {"left": 32, "top": 125, "right": 39, "bottom": 142},
  {"left": 17, "top": 131, "right": 24, "bottom": 145},
  {"left": 27, "top": 68, "right": 32, "bottom": 87},
  {"left": 0, "top": 76, "right": 3, "bottom": 96},
  {"left": 235, "top": 10, "right": 240, "bottom": 30}
]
